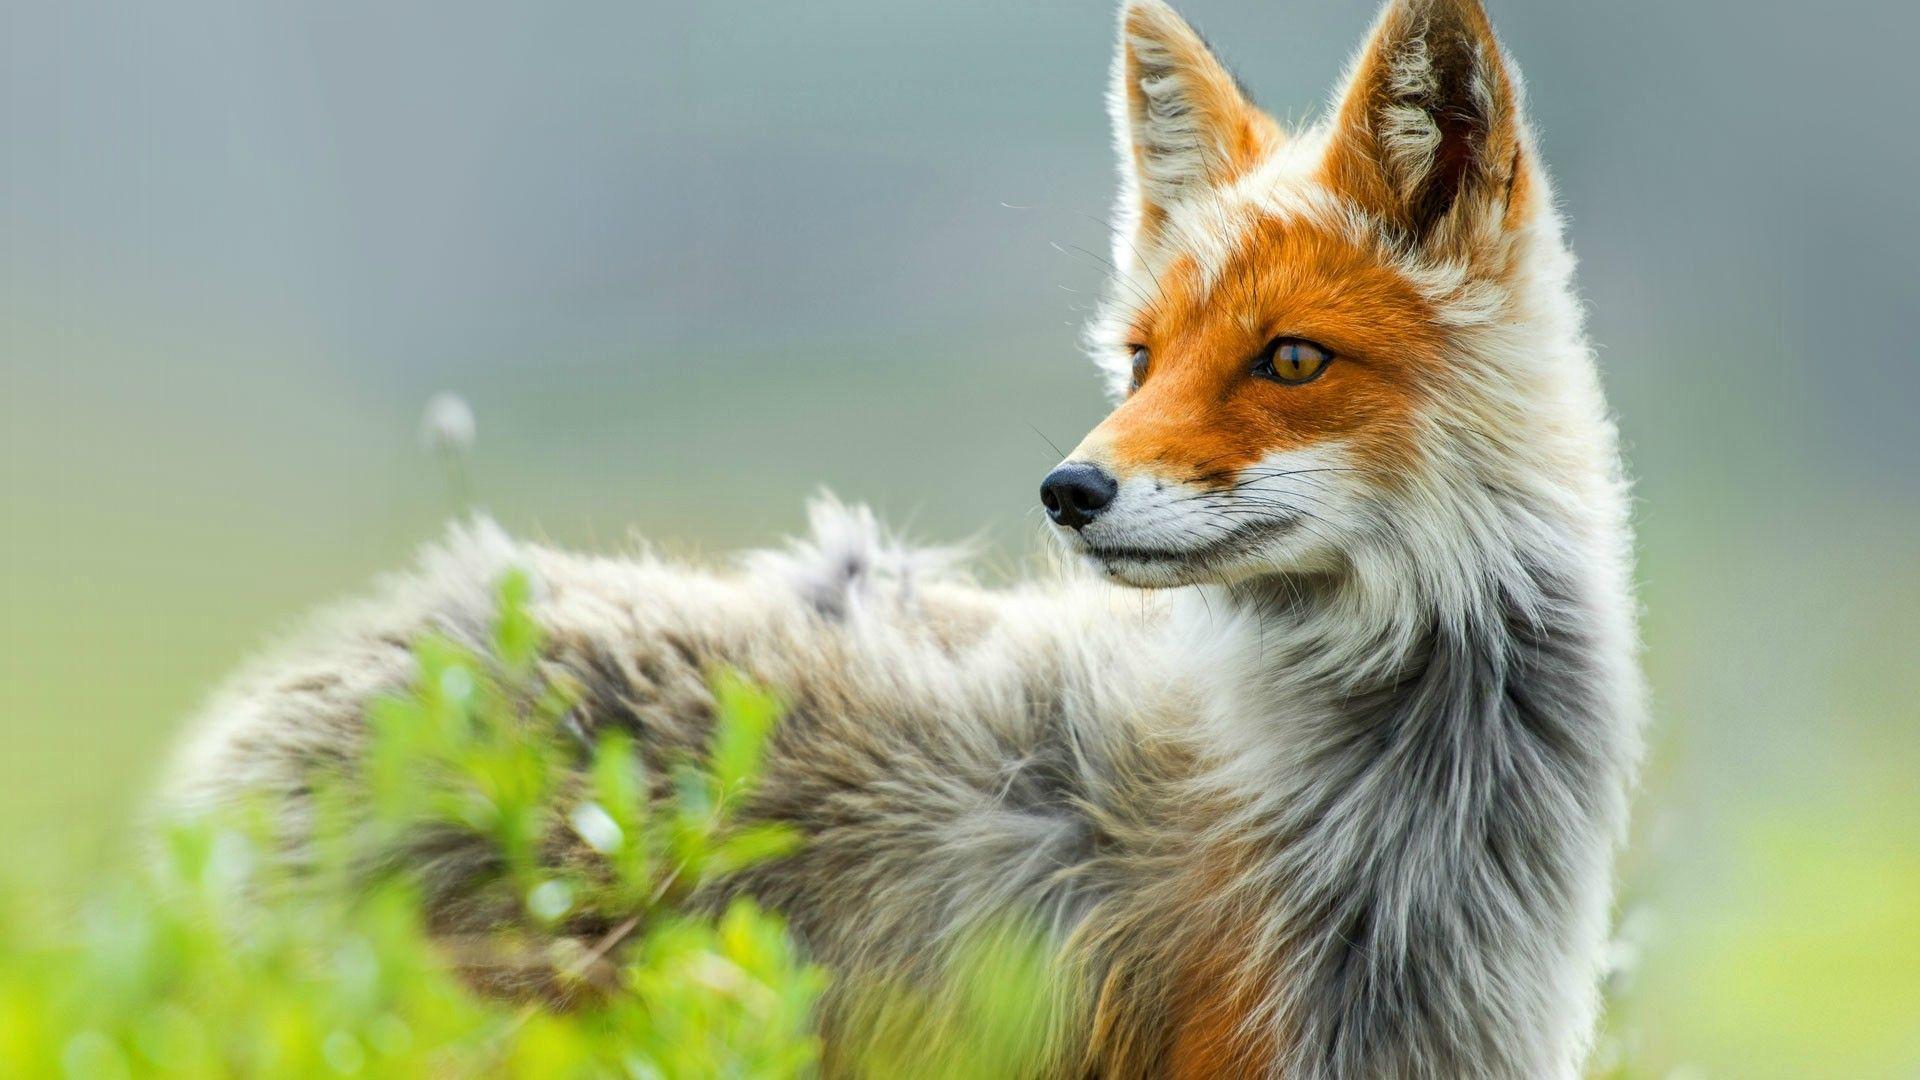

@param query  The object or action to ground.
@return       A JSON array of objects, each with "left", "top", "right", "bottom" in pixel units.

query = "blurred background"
[{"left": 3, "top": 0, "right": 1916, "bottom": 1075}]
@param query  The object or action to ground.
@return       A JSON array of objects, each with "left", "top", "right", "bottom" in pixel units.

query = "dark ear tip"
[{"left": 1412, "top": 0, "right": 1499, "bottom": 37}]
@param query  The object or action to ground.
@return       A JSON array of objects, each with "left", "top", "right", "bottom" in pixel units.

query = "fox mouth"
[{"left": 1071, "top": 517, "right": 1302, "bottom": 577}]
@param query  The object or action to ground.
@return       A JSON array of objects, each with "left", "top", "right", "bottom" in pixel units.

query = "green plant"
[{"left": 0, "top": 569, "right": 824, "bottom": 1078}]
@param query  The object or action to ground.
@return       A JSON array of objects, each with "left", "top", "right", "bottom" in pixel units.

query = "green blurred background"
[{"left": 3, "top": 1, "right": 1916, "bottom": 1075}]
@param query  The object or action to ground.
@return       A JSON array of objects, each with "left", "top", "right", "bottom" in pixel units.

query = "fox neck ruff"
[{"left": 1163, "top": 491, "right": 1639, "bottom": 1079}]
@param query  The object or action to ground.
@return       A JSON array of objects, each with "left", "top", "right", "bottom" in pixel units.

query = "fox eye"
[
  {"left": 1253, "top": 337, "right": 1332, "bottom": 385},
  {"left": 1129, "top": 345, "right": 1150, "bottom": 390}
]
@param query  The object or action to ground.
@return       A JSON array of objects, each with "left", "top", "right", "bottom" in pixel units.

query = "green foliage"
[
  {"left": 0, "top": 569, "right": 824, "bottom": 1078},
  {"left": 846, "top": 918, "right": 1076, "bottom": 1080}
]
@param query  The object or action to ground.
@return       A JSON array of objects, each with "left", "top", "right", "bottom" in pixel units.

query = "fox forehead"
[
  {"left": 1129, "top": 196, "right": 1441, "bottom": 354},
  {"left": 1130, "top": 134, "right": 1351, "bottom": 285},
  {"left": 1087, "top": 188, "right": 1448, "bottom": 484}
]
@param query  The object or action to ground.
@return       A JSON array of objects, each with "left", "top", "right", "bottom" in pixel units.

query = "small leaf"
[
  {"left": 492, "top": 569, "right": 541, "bottom": 672},
  {"left": 708, "top": 670, "right": 783, "bottom": 798},
  {"left": 590, "top": 732, "right": 645, "bottom": 829},
  {"left": 706, "top": 825, "right": 803, "bottom": 877}
]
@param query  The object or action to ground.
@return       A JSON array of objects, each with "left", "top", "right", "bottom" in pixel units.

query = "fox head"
[{"left": 1046, "top": 0, "right": 1619, "bottom": 599}]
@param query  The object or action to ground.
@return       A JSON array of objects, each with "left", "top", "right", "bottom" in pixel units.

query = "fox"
[{"left": 164, "top": 0, "right": 1644, "bottom": 1076}]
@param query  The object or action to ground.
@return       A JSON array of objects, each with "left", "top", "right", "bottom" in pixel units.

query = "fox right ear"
[
  {"left": 1320, "top": 0, "right": 1528, "bottom": 250},
  {"left": 1110, "top": 0, "right": 1281, "bottom": 262}
]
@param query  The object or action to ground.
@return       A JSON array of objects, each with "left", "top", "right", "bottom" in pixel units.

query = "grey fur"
[{"left": 1237, "top": 547, "right": 1633, "bottom": 1078}]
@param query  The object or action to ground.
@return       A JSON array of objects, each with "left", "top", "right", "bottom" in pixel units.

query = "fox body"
[{"left": 167, "top": 1, "right": 1643, "bottom": 1076}]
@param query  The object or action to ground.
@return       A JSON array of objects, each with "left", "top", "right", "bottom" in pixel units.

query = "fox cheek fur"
[{"left": 164, "top": 1, "right": 1643, "bottom": 1077}]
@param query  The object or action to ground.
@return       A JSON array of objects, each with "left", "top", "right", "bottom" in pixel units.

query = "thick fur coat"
[{"left": 166, "top": 1, "right": 1645, "bottom": 1076}]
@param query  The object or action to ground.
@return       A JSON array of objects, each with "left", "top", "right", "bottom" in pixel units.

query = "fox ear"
[
  {"left": 1110, "top": 0, "right": 1281, "bottom": 258},
  {"left": 1322, "top": 0, "right": 1528, "bottom": 250}
]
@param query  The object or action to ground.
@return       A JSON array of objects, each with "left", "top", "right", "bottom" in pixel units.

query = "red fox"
[{"left": 167, "top": 1, "right": 1643, "bottom": 1075}]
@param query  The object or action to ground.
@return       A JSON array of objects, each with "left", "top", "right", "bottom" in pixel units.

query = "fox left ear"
[
  {"left": 1322, "top": 0, "right": 1530, "bottom": 251},
  {"left": 1110, "top": 0, "right": 1282, "bottom": 262}
]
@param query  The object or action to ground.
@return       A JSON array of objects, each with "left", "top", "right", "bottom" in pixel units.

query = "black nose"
[{"left": 1040, "top": 463, "right": 1118, "bottom": 529}]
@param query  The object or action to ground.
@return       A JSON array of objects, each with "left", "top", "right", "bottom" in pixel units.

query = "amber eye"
[
  {"left": 1253, "top": 337, "right": 1333, "bottom": 385},
  {"left": 1129, "top": 345, "right": 1150, "bottom": 390}
]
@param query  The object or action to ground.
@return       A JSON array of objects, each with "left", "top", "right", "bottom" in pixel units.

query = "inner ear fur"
[{"left": 1320, "top": 0, "right": 1529, "bottom": 248}]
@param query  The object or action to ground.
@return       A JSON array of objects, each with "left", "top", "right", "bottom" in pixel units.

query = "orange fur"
[
  {"left": 1166, "top": 928, "right": 1276, "bottom": 1079},
  {"left": 1086, "top": 215, "right": 1445, "bottom": 486}
]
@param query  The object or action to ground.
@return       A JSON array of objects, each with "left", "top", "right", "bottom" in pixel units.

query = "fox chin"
[{"left": 165, "top": 1, "right": 1644, "bottom": 1076}]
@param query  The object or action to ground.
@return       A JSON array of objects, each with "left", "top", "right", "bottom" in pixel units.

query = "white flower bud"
[{"left": 419, "top": 392, "right": 476, "bottom": 454}]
